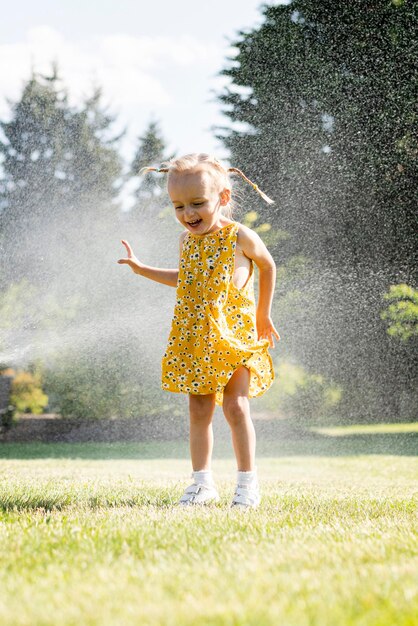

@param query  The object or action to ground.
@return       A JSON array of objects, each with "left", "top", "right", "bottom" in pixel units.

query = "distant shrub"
[
  {"left": 253, "top": 360, "right": 342, "bottom": 425},
  {"left": 8, "top": 368, "right": 48, "bottom": 414},
  {"left": 43, "top": 341, "right": 185, "bottom": 420},
  {"left": 380, "top": 283, "right": 418, "bottom": 342}
]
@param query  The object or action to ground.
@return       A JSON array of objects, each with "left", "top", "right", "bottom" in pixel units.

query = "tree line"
[{"left": 0, "top": 0, "right": 416, "bottom": 422}]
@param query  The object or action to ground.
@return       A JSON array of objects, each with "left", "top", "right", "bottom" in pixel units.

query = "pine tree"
[
  {"left": 0, "top": 65, "right": 70, "bottom": 227},
  {"left": 215, "top": 0, "right": 418, "bottom": 420},
  {"left": 128, "top": 120, "right": 174, "bottom": 221},
  {"left": 216, "top": 0, "right": 417, "bottom": 277},
  {"left": 0, "top": 65, "right": 123, "bottom": 284}
]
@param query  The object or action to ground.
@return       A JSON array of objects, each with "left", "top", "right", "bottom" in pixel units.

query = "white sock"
[
  {"left": 192, "top": 469, "right": 214, "bottom": 486},
  {"left": 237, "top": 469, "right": 258, "bottom": 488}
]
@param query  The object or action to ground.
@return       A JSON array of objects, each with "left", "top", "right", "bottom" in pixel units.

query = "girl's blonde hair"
[{"left": 139, "top": 153, "right": 274, "bottom": 218}]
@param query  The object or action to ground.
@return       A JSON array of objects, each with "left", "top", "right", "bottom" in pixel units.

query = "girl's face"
[{"left": 168, "top": 168, "right": 231, "bottom": 235}]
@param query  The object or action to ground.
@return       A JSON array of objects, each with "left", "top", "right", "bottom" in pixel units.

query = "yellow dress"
[{"left": 161, "top": 221, "right": 275, "bottom": 406}]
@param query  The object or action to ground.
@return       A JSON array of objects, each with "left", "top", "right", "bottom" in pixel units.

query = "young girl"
[{"left": 117, "top": 153, "right": 280, "bottom": 508}]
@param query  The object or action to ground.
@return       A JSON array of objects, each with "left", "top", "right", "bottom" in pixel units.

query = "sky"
[{"left": 0, "top": 0, "right": 286, "bottom": 175}]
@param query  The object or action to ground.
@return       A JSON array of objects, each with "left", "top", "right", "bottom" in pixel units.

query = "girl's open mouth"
[{"left": 188, "top": 219, "right": 202, "bottom": 228}]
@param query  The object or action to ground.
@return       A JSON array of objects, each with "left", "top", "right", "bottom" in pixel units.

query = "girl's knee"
[{"left": 222, "top": 394, "right": 249, "bottom": 424}]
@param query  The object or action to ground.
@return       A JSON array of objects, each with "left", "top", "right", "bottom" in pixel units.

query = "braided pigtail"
[{"left": 228, "top": 167, "right": 274, "bottom": 205}]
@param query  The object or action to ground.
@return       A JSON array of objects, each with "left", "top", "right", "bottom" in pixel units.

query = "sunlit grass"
[
  {"left": 0, "top": 447, "right": 417, "bottom": 625},
  {"left": 312, "top": 422, "right": 418, "bottom": 436}
]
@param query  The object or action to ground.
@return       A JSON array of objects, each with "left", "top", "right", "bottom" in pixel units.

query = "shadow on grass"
[{"left": 0, "top": 431, "right": 417, "bottom": 459}]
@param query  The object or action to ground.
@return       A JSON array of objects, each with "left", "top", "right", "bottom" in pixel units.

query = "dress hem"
[{"left": 161, "top": 350, "right": 275, "bottom": 406}]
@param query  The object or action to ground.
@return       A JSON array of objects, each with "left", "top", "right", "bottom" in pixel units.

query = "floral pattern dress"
[{"left": 161, "top": 221, "right": 275, "bottom": 406}]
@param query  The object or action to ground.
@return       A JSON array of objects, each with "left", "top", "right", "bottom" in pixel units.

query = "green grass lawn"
[
  {"left": 0, "top": 441, "right": 417, "bottom": 626},
  {"left": 311, "top": 422, "right": 418, "bottom": 436}
]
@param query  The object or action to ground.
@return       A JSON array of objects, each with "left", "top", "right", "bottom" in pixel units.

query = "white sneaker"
[
  {"left": 178, "top": 481, "right": 220, "bottom": 506},
  {"left": 231, "top": 483, "right": 261, "bottom": 509},
  {"left": 231, "top": 470, "right": 261, "bottom": 509}
]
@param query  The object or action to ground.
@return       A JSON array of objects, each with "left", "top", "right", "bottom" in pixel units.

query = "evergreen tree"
[
  {"left": 0, "top": 65, "right": 123, "bottom": 284},
  {"left": 216, "top": 0, "right": 417, "bottom": 275},
  {"left": 128, "top": 120, "right": 174, "bottom": 221},
  {"left": 216, "top": 0, "right": 418, "bottom": 420},
  {"left": 0, "top": 65, "right": 69, "bottom": 227}
]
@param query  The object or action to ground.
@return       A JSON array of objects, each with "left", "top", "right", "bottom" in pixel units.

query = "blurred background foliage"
[{"left": 1, "top": 0, "right": 416, "bottom": 424}]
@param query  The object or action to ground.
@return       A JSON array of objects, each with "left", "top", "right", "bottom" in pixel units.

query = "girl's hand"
[
  {"left": 256, "top": 315, "right": 281, "bottom": 348},
  {"left": 117, "top": 240, "right": 142, "bottom": 273}
]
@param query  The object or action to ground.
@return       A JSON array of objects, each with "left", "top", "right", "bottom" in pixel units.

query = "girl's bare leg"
[
  {"left": 188, "top": 393, "right": 216, "bottom": 471},
  {"left": 222, "top": 366, "right": 255, "bottom": 471}
]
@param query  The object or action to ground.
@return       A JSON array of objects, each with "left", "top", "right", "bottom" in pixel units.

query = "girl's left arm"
[{"left": 239, "top": 225, "right": 281, "bottom": 348}]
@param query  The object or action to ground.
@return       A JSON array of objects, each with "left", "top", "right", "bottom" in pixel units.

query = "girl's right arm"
[{"left": 117, "top": 234, "right": 187, "bottom": 288}]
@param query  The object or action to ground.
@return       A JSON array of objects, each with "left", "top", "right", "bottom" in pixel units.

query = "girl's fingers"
[
  {"left": 121, "top": 240, "right": 133, "bottom": 256},
  {"left": 258, "top": 324, "right": 280, "bottom": 345},
  {"left": 259, "top": 332, "right": 274, "bottom": 348}
]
